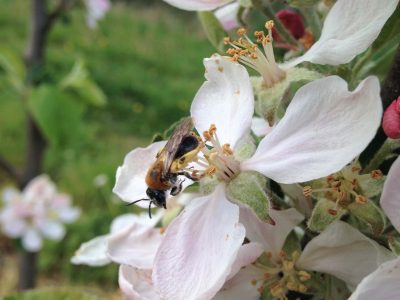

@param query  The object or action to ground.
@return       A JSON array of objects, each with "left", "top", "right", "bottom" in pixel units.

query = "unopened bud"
[
  {"left": 382, "top": 96, "right": 400, "bottom": 139},
  {"left": 273, "top": 9, "right": 305, "bottom": 41}
]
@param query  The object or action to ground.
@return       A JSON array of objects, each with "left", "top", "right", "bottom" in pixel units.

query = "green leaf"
[
  {"left": 0, "top": 48, "right": 26, "bottom": 93},
  {"left": 197, "top": 12, "right": 227, "bottom": 53},
  {"left": 60, "top": 59, "right": 107, "bottom": 107},
  {"left": 348, "top": 200, "right": 386, "bottom": 236},
  {"left": 28, "top": 85, "right": 86, "bottom": 147},
  {"left": 4, "top": 288, "right": 101, "bottom": 300},
  {"left": 226, "top": 171, "right": 274, "bottom": 224},
  {"left": 308, "top": 198, "right": 345, "bottom": 232}
]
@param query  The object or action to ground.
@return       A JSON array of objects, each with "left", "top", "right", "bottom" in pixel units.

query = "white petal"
[
  {"left": 39, "top": 220, "right": 66, "bottom": 240},
  {"left": 297, "top": 221, "right": 395, "bottom": 289},
  {"left": 2, "top": 188, "right": 20, "bottom": 204},
  {"left": 113, "top": 141, "right": 166, "bottom": 208},
  {"left": 283, "top": 0, "right": 399, "bottom": 68},
  {"left": 214, "top": 2, "right": 240, "bottom": 31},
  {"left": 227, "top": 242, "right": 264, "bottom": 281},
  {"left": 119, "top": 265, "right": 161, "bottom": 300},
  {"left": 71, "top": 235, "right": 111, "bottom": 266},
  {"left": 162, "top": 0, "right": 233, "bottom": 11},
  {"left": 58, "top": 207, "right": 81, "bottom": 223},
  {"left": 110, "top": 212, "right": 162, "bottom": 234},
  {"left": 107, "top": 223, "right": 163, "bottom": 269},
  {"left": 22, "top": 174, "right": 56, "bottom": 203},
  {"left": 349, "top": 257, "right": 400, "bottom": 300},
  {"left": 251, "top": 117, "right": 274, "bottom": 137},
  {"left": 214, "top": 265, "right": 265, "bottom": 300},
  {"left": 240, "top": 207, "right": 304, "bottom": 257},
  {"left": 242, "top": 76, "right": 382, "bottom": 183},
  {"left": 22, "top": 228, "right": 43, "bottom": 252},
  {"left": 2, "top": 218, "right": 27, "bottom": 238},
  {"left": 153, "top": 184, "right": 245, "bottom": 300},
  {"left": 380, "top": 157, "right": 400, "bottom": 232},
  {"left": 191, "top": 55, "right": 254, "bottom": 149}
]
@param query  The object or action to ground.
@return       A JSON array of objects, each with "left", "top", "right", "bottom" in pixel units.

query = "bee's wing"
[{"left": 161, "top": 117, "right": 193, "bottom": 177}]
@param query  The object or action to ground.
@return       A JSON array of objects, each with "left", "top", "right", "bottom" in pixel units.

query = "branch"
[
  {"left": 46, "top": 0, "right": 70, "bottom": 29},
  {"left": 0, "top": 155, "right": 20, "bottom": 182}
]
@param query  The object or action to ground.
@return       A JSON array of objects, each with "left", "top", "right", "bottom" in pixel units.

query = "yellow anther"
[
  {"left": 208, "top": 124, "right": 217, "bottom": 135},
  {"left": 265, "top": 20, "right": 274, "bottom": 30},
  {"left": 236, "top": 27, "right": 247, "bottom": 36},
  {"left": 203, "top": 131, "right": 212, "bottom": 141},
  {"left": 282, "top": 260, "right": 294, "bottom": 272},
  {"left": 355, "top": 195, "right": 367, "bottom": 204},
  {"left": 286, "top": 281, "right": 297, "bottom": 291},
  {"left": 298, "top": 270, "right": 311, "bottom": 281},
  {"left": 298, "top": 284, "right": 307, "bottom": 293},
  {"left": 270, "top": 282, "right": 285, "bottom": 297},
  {"left": 303, "top": 186, "right": 312, "bottom": 198},
  {"left": 250, "top": 279, "right": 257, "bottom": 286},
  {"left": 371, "top": 170, "right": 383, "bottom": 179},
  {"left": 264, "top": 36, "right": 272, "bottom": 44},
  {"left": 222, "top": 144, "right": 234, "bottom": 156},
  {"left": 328, "top": 208, "right": 338, "bottom": 216},
  {"left": 223, "top": 36, "right": 231, "bottom": 44},
  {"left": 291, "top": 251, "right": 300, "bottom": 261},
  {"left": 250, "top": 53, "right": 258, "bottom": 59}
]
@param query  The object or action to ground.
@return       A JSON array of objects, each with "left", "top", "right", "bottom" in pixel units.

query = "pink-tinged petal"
[
  {"left": 22, "top": 228, "right": 42, "bottom": 252},
  {"left": 153, "top": 184, "right": 245, "bottom": 300},
  {"left": 71, "top": 235, "right": 111, "bottom": 266},
  {"left": 162, "top": 0, "right": 233, "bottom": 11},
  {"left": 22, "top": 175, "right": 56, "bottom": 203},
  {"left": 2, "top": 218, "right": 27, "bottom": 238},
  {"left": 349, "top": 258, "right": 400, "bottom": 300},
  {"left": 227, "top": 242, "right": 264, "bottom": 281},
  {"left": 214, "top": 265, "right": 265, "bottom": 300},
  {"left": 283, "top": 0, "right": 399, "bottom": 68},
  {"left": 191, "top": 55, "right": 254, "bottom": 149},
  {"left": 85, "top": 0, "right": 111, "bottom": 29},
  {"left": 297, "top": 221, "right": 395, "bottom": 289},
  {"left": 110, "top": 212, "right": 163, "bottom": 234},
  {"left": 107, "top": 223, "right": 163, "bottom": 268},
  {"left": 214, "top": 2, "right": 240, "bottom": 31},
  {"left": 113, "top": 141, "right": 166, "bottom": 208},
  {"left": 380, "top": 157, "right": 400, "bottom": 232},
  {"left": 39, "top": 220, "right": 66, "bottom": 240},
  {"left": 251, "top": 117, "right": 274, "bottom": 137},
  {"left": 242, "top": 76, "right": 382, "bottom": 184},
  {"left": 58, "top": 206, "right": 80, "bottom": 223},
  {"left": 119, "top": 265, "right": 161, "bottom": 300},
  {"left": 240, "top": 207, "right": 304, "bottom": 258}
]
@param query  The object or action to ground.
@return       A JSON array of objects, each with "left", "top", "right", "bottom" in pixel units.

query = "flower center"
[
  {"left": 225, "top": 21, "right": 286, "bottom": 88},
  {"left": 252, "top": 251, "right": 311, "bottom": 300},
  {"left": 303, "top": 163, "right": 383, "bottom": 215},
  {"left": 183, "top": 125, "right": 240, "bottom": 183}
]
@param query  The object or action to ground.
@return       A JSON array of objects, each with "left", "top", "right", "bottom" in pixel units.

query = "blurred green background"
[{"left": 0, "top": 0, "right": 213, "bottom": 297}]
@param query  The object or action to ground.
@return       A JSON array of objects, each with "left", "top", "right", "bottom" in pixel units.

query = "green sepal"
[
  {"left": 282, "top": 231, "right": 302, "bottom": 256},
  {"left": 253, "top": 67, "right": 321, "bottom": 126},
  {"left": 197, "top": 12, "right": 227, "bottom": 54},
  {"left": 358, "top": 173, "right": 385, "bottom": 198},
  {"left": 234, "top": 134, "right": 256, "bottom": 162},
  {"left": 226, "top": 171, "right": 274, "bottom": 224},
  {"left": 388, "top": 234, "right": 400, "bottom": 256},
  {"left": 199, "top": 176, "right": 219, "bottom": 195},
  {"left": 308, "top": 198, "right": 345, "bottom": 232},
  {"left": 347, "top": 200, "right": 386, "bottom": 236}
]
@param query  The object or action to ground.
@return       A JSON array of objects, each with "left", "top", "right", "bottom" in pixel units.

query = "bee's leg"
[
  {"left": 170, "top": 179, "right": 185, "bottom": 196},
  {"left": 176, "top": 171, "right": 199, "bottom": 181}
]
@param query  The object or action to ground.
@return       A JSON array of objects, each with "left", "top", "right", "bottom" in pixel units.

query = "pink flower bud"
[
  {"left": 383, "top": 96, "right": 400, "bottom": 139},
  {"left": 272, "top": 9, "right": 305, "bottom": 41}
]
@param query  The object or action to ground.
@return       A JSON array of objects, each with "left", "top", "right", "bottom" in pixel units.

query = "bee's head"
[{"left": 146, "top": 188, "right": 167, "bottom": 209}]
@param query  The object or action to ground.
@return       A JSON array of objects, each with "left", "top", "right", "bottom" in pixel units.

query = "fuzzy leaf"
[
  {"left": 308, "top": 198, "right": 345, "bottom": 232},
  {"left": 226, "top": 171, "right": 273, "bottom": 223},
  {"left": 347, "top": 200, "right": 386, "bottom": 236}
]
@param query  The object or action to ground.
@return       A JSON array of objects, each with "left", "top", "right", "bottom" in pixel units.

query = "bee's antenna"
[
  {"left": 148, "top": 201, "right": 153, "bottom": 219},
  {"left": 126, "top": 198, "right": 149, "bottom": 206}
]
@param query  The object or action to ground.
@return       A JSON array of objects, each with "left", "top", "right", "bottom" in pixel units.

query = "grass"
[{"left": 0, "top": 0, "right": 214, "bottom": 296}]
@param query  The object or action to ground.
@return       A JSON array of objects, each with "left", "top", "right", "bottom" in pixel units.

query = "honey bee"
[{"left": 129, "top": 117, "right": 201, "bottom": 218}]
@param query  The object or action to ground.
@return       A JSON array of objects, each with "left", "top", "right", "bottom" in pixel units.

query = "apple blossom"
[
  {"left": 0, "top": 175, "right": 80, "bottom": 252},
  {"left": 214, "top": 2, "right": 240, "bottom": 31},
  {"left": 225, "top": 0, "right": 399, "bottom": 88},
  {"left": 85, "top": 0, "right": 111, "bottom": 29},
  {"left": 114, "top": 54, "right": 382, "bottom": 299},
  {"left": 215, "top": 209, "right": 394, "bottom": 300}
]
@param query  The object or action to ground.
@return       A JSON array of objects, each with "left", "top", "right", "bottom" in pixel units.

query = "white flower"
[
  {"left": 348, "top": 156, "right": 400, "bottom": 300},
  {"left": 162, "top": 0, "right": 233, "bottom": 11},
  {"left": 0, "top": 175, "right": 80, "bottom": 252},
  {"left": 225, "top": 0, "right": 398, "bottom": 88},
  {"left": 85, "top": 0, "right": 111, "bottom": 29},
  {"left": 114, "top": 54, "right": 382, "bottom": 299},
  {"left": 215, "top": 209, "right": 394, "bottom": 299}
]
